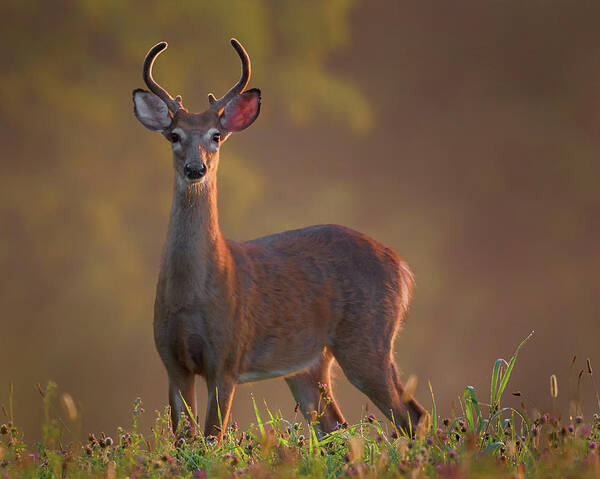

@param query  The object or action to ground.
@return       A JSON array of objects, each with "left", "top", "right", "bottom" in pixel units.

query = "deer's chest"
[{"left": 154, "top": 307, "right": 217, "bottom": 376}]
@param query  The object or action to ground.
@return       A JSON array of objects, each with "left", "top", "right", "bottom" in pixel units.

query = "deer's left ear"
[{"left": 219, "top": 89, "right": 261, "bottom": 132}]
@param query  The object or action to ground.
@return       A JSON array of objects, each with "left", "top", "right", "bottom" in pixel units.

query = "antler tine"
[
  {"left": 208, "top": 38, "right": 251, "bottom": 111},
  {"left": 143, "top": 42, "right": 183, "bottom": 114}
]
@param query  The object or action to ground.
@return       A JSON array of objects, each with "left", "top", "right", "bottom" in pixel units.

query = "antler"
[
  {"left": 143, "top": 42, "right": 184, "bottom": 113},
  {"left": 208, "top": 38, "right": 251, "bottom": 111}
]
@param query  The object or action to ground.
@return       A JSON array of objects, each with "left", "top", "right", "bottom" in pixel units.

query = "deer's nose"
[{"left": 184, "top": 162, "right": 207, "bottom": 180}]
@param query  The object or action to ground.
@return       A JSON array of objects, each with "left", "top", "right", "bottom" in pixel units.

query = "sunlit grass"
[{"left": 1, "top": 335, "right": 599, "bottom": 478}]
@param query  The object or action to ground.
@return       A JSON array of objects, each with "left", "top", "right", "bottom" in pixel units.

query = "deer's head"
[{"left": 133, "top": 39, "right": 261, "bottom": 184}]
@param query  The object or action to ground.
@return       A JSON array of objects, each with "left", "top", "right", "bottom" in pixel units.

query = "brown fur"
[{"left": 135, "top": 48, "right": 425, "bottom": 439}]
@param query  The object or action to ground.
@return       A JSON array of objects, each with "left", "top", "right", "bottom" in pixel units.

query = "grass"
[{"left": 1, "top": 334, "right": 599, "bottom": 478}]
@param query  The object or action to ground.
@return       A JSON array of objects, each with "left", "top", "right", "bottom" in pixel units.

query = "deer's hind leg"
[
  {"left": 285, "top": 349, "right": 346, "bottom": 435},
  {"left": 334, "top": 348, "right": 425, "bottom": 433},
  {"left": 331, "top": 314, "right": 426, "bottom": 434}
]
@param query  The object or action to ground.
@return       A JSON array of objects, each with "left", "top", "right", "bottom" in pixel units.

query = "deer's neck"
[{"left": 162, "top": 173, "right": 233, "bottom": 305}]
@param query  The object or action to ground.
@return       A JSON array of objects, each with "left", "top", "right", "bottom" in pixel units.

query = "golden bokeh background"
[{"left": 1, "top": 0, "right": 599, "bottom": 440}]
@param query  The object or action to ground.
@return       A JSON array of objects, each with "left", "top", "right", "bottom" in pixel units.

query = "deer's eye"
[
  {"left": 211, "top": 132, "right": 221, "bottom": 143},
  {"left": 170, "top": 133, "right": 180, "bottom": 143}
]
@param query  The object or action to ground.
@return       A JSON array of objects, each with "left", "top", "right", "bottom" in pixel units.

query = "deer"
[{"left": 132, "top": 39, "right": 426, "bottom": 439}]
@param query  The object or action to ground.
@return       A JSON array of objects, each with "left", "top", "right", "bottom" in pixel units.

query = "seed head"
[
  {"left": 104, "top": 437, "right": 113, "bottom": 447},
  {"left": 0, "top": 425, "right": 7, "bottom": 435},
  {"left": 550, "top": 374, "right": 558, "bottom": 399}
]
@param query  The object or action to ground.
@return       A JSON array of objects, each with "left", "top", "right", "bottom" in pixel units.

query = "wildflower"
[
  {"left": 443, "top": 418, "right": 450, "bottom": 427},
  {"left": 192, "top": 469, "right": 207, "bottom": 479},
  {"left": 568, "top": 424, "right": 575, "bottom": 433},
  {"left": 590, "top": 442, "right": 598, "bottom": 450},
  {"left": 231, "top": 421, "right": 239, "bottom": 432},
  {"left": 576, "top": 416, "right": 583, "bottom": 424},
  {"left": 367, "top": 413, "right": 377, "bottom": 423},
  {"left": 104, "top": 437, "right": 113, "bottom": 447},
  {"left": 448, "top": 449, "right": 456, "bottom": 459},
  {"left": 391, "top": 431, "right": 399, "bottom": 439},
  {"left": 426, "top": 436, "right": 434, "bottom": 446},
  {"left": 343, "top": 452, "right": 352, "bottom": 463}
]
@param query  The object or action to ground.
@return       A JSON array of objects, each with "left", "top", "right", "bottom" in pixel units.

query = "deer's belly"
[{"left": 238, "top": 354, "right": 321, "bottom": 384}]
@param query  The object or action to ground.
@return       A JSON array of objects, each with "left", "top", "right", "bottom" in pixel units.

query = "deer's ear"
[
  {"left": 219, "top": 89, "right": 261, "bottom": 132},
  {"left": 133, "top": 89, "right": 172, "bottom": 131}
]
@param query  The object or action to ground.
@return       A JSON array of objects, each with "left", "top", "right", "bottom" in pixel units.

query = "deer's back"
[{"left": 229, "top": 224, "right": 414, "bottom": 341}]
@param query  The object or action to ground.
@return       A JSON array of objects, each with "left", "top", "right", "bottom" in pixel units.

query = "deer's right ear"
[{"left": 133, "top": 89, "right": 172, "bottom": 131}]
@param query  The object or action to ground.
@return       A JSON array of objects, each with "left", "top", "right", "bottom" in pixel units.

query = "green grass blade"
[
  {"left": 464, "top": 386, "right": 481, "bottom": 423},
  {"left": 490, "top": 358, "right": 503, "bottom": 411},
  {"left": 215, "top": 387, "right": 223, "bottom": 432},
  {"left": 429, "top": 381, "right": 438, "bottom": 438},
  {"left": 179, "top": 391, "right": 206, "bottom": 450},
  {"left": 496, "top": 332, "right": 534, "bottom": 403},
  {"left": 251, "top": 394, "right": 265, "bottom": 437}
]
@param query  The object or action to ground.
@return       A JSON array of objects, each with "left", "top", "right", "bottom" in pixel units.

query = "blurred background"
[{"left": 1, "top": 0, "right": 599, "bottom": 441}]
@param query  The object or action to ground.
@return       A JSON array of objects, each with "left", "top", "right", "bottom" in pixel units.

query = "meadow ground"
[{"left": 1, "top": 335, "right": 599, "bottom": 478}]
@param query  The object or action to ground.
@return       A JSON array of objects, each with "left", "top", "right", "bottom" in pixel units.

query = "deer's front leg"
[
  {"left": 169, "top": 370, "right": 196, "bottom": 434},
  {"left": 204, "top": 376, "right": 237, "bottom": 438}
]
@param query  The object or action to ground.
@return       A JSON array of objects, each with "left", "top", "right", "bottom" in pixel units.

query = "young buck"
[{"left": 133, "top": 39, "right": 425, "bottom": 438}]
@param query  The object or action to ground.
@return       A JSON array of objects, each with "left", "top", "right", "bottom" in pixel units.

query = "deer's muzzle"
[{"left": 184, "top": 162, "right": 207, "bottom": 181}]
